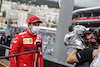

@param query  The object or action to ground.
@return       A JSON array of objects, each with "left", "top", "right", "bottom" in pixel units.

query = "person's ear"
[{"left": 28, "top": 23, "right": 30, "bottom": 26}]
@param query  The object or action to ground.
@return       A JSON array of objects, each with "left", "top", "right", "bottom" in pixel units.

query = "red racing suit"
[{"left": 9, "top": 30, "right": 43, "bottom": 67}]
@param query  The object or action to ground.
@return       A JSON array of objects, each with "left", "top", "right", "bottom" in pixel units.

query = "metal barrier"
[
  {"left": 0, "top": 44, "right": 10, "bottom": 56},
  {"left": 0, "top": 44, "right": 11, "bottom": 50},
  {"left": 0, "top": 44, "right": 73, "bottom": 67},
  {"left": 0, "top": 50, "right": 39, "bottom": 59},
  {"left": 0, "top": 44, "right": 39, "bottom": 59}
]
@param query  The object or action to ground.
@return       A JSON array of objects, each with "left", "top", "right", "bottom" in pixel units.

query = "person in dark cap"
[{"left": 10, "top": 16, "right": 43, "bottom": 67}]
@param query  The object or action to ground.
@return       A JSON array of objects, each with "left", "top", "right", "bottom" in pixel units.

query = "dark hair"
[
  {"left": 68, "top": 25, "right": 75, "bottom": 32},
  {"left": 89, "top": 27, "right": 95, "bottom": 32},
  {"left": 29, "top": 23, "right": 31, "bottom": 24}
]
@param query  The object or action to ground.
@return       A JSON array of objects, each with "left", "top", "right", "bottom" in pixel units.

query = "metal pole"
[
  {"left": 53, "top": 0, "right": 74, "bottom": 62},
  {"left": 0, "top": 50, "right": 39, "bottom": 59}
]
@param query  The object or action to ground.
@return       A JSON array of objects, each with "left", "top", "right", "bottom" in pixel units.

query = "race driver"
[{"left": 9, "top": 16, "right": 43, "bottom": 67}]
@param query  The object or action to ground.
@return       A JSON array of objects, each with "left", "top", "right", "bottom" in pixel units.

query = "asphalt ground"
[
  {"left": 0, "top": 61, "right": 9, "bottom": 67},
  {"left": 0, "top": 59, "right": 10, "bottom": 67}
]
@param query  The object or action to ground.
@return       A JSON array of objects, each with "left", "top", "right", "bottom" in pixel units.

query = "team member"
[
  {"left": 66, "top": 27, "right": 98, "bottom": 67},
  {"left": 9, "top": 16, "right": 43, "bottom": 67},
  {"left": 1, "top": 31, "right": 6, "bottom": 45},
  {"left": 6, "top": 33, "right": 11, "bottom": 47}
]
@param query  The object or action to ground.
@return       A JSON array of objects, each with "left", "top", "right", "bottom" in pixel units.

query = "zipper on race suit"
[{"left": 33, "top": 37, "right": 38, "bottom": 67}]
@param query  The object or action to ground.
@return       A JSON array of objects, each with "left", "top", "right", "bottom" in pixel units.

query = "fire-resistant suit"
[{"left": 9, "top": 30, "right": 43, "bottom": 67}]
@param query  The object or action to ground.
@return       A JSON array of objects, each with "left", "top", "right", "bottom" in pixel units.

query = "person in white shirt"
[{"left": 90, "top": 46, "right": 100, "bottom": 67}]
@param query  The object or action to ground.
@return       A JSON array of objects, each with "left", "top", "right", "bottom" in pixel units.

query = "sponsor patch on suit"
[{"left": 23, "top": 38, "right": 33, "bottom": 44}]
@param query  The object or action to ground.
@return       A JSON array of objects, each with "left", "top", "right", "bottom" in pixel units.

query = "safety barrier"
[
  {"left": 0, "top": 50, "right": 39, "bottom": 59},
  {"left": 0, "top": 44, "right": 73, "bottom": 67},
  {"left": 0, "top": 44, "right": 11, "bottom": 50},
  {"left": 0, "top": 44, "right": 39, "bottom": 59}
]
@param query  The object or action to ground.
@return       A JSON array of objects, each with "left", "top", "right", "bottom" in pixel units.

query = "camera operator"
[{"left": 65, "top": 26, "right": 98, "bottom": 67}]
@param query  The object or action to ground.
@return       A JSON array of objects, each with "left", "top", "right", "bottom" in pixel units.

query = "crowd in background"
[
  {"left": 38, "top": 31, "right": 56, "bottom": 55},
  {"left": 0, "top": 31, "right": 12, "bottom": 47}
]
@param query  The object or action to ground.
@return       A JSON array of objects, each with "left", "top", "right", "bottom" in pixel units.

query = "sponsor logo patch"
[{"left": 23, "top": 38, "right": 33, "bottom": 44}]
